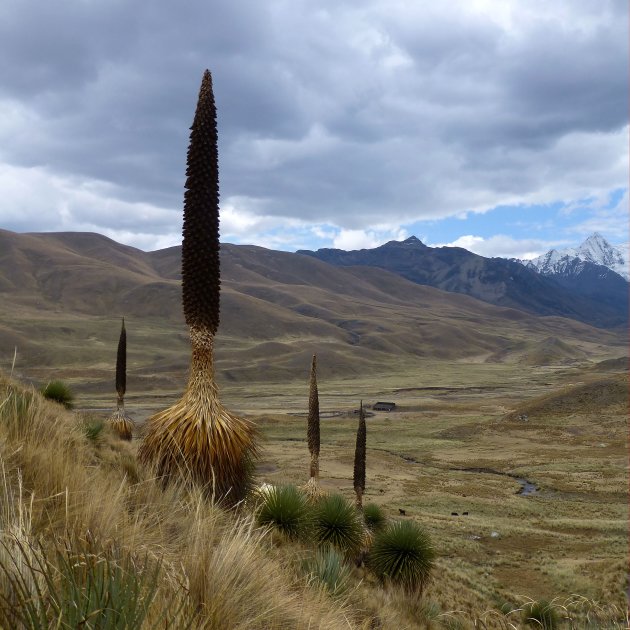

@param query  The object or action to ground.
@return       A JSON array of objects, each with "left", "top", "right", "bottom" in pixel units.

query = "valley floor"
[{"left": 243, "top": 364, "right": 628, "bottom": 615}]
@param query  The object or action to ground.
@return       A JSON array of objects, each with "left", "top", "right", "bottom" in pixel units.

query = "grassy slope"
[{"left": 0, "top": 372, "right": 356, "bottom": 629}]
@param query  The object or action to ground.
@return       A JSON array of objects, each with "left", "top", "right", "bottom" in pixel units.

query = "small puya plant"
[
  {"left": 353, "top": 400, "right": 366, "bottom": 510},
  {"left": 107, "top": 318, "right": 133, "bottom": 440},
  {"left": 303, "top": 354, "right": 324, "bottom": 500},
  {"left": 138, "top": 70, "right": 257, "bottom": 505}
]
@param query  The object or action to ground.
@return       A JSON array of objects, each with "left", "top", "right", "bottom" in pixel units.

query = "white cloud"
[
  {"left": 0, "top": 162, "right": 179, "bottom": 245},
  {"left": 436, "top": 234, "right": 567, "bottom": 260},
  {"left": 566, "top": 189, "right": 629, "bottom": 242},
  {"left": 333, "top": 229, "right": 381, "bottom": 250},
  {"left": 333, "top": 227, "right": 408, "bottom": 250},
  {"left": 93, "top": 229, "right": 181, "bottom": 251},
  {"left": 311, "top": 225, "right": 337, "bottom": 240},
  {"left": 234, "top": 124, "right": 340, "bottom": 170}
]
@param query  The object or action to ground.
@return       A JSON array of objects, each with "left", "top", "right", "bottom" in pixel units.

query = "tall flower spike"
[
  {"left": 353, "top": 400, "right": 366, "bottom": 510},
  {"left": 182, "top": 69, "right": 221, "bottom": 335},
  {"left": 307, "top": 354, "right": 320, "bottom": 480},
  {"left": 139, "top": 70, "right": 257, "bottom": 504},
  {"left": 116, "top": 317, "right": 126, "bottom": 404},
  {"left": 108, "top": 317, "right": 133, "bottom": 440}
]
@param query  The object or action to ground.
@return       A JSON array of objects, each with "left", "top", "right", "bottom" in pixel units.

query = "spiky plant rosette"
[
  {"left": 301, "top": 477, "right": 328, "bottom": 503},
  {"left": 358, "top": 501, "right": 387, "bottom": 565},
  {"left": 108, "top": 318, "right": 134, "bottom": 440},
  {"left": 367, "top": 520, "right": 435, "bottom": 595},
  {"left": 41, "top": 381, "right": 74, "bottom": 410},
  {"left": 256, "top": 484, "right": 311, "bottom": 539},
  {"left": 139, "top": 293, "right": 257, "bottom": 504},
  {"left": 303, "top": 546, "right": 353, "bottom": 598},
  {"left": 108, "top": 407, "right": 133, "bottom": 441},
  {"left": 138, "top": 70, "right": 257, "bottom": 504},
  {"left": 363, "top": 503, "right": 387, "bottom": 533},
  {"left": 312, "top": 494, "right": 364, "bottom": 556}
]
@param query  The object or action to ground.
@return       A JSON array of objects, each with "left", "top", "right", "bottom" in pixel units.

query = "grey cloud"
[
  {"left": 502, "top": 24, "right": 627, "bottom": 134},
  {"left": 0, "top": 1, "right": 140, "bottom": 98},
  {"left": 0, "top": 0, "right": 627, "bottom": 243}
]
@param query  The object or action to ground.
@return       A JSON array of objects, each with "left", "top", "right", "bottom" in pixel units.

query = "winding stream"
[
  {"left": 374, "top": 449, "right": 542, "bottom": 497},
  {"left": 450, "top": 466, "right": 540, "bottom": 496},
  {"left": 517, "top": 479, "right": 538, "bottom": 496}
]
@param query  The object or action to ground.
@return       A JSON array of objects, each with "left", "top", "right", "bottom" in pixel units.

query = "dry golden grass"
[
  {"left": 302, "top": 476, "right": 329, "bottom": 502},
  {"left": 107, "top": 406, "right": 134, "bottom": 440},
  {"left": 504, "top": 373, "right": 626, "bottom": 420},
  {"left": 0, "top": 372, "right": 354, "bottom": 629}
]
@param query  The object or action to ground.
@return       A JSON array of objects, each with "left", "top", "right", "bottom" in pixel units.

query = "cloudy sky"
[{"left": 0, "top": 0, "right": 627, "bottom": 258}]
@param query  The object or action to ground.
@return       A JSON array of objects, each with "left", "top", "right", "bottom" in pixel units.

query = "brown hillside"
[
  {"left": 0, "top": 229, "right": 625, "bottom": 390},
  {"left": 504, "top": 374, "right": 628, "bottom": 420},
  {"left": 518, "top": 336, "right": 587, "bottom": 366},
  {"left": 591, "top": 356, "right": 628, "bottom": 372}
]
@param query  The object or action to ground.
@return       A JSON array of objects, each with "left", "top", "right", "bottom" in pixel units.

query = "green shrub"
[
  {"left": 522, "top": 600, "right": 559, "bottom": 629},
  {"left": 0, "top": 538, "right": 187, "bottom": 628},
  {"left": 82, "top": 416, "right": 105, "bottom": 442},
  {"left": 257, "top": 485, "right": 311, "bottom": 539},
  {"left": 363, "top": 503, "right": 387, "bottom": 532},
  {"left": 368, "top": 520, "right": 435, "bottom": 594},
  {"left": 41, "top": 381, "right": 74, "bottom": 410},
  {"left": 312, "top": 494, "right": 363, "bottom": 555},
  {"left": 303, "top": 546, "right": 353, "bottom": 598}
]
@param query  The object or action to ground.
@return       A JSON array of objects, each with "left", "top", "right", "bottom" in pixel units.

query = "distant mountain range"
[
  {"left": 514, "top": 234, "right": 629, "bottom": 323},
  {"left": 0, "top": 229, "right": 625, "bottom": 390},
  {"left": 521, "top": 233, "right": 629, "bottom": 281},
  {"left": 298, "top": 235, "right": 628, "bottom": 328}
]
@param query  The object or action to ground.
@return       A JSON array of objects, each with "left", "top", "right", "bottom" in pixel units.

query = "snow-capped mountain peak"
[
  {"left": 575, "top": 233, "right": 626, "bottom": 270},
  {"left": 524, "top": 234, "right": 629, "bottom": 281}
]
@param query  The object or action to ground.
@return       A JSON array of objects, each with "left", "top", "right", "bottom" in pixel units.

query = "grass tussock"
[
  {"left": 40, "top": 380, "right": 74, "bottom": 409},
  {"left": 0, "top": 537, "right": 188, "bottom": 629},
  {"left": 0, "top": 372, "right": 352, "bottom": 629}
]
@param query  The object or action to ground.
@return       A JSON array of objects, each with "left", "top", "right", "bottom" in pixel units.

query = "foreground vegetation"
[{"left": 0, "top": 371, "right": 627, "bottom": 628}]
